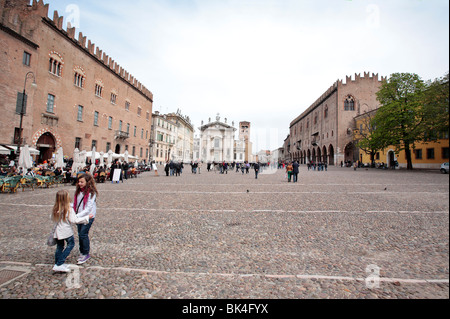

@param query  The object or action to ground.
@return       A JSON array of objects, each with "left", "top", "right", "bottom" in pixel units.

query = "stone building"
[
  {"left": 150, "top": 111, "right": 176, "bottom": 164},
  {"left": 166, "top": 110, "right": 194, "bottom": 163},
  {"left": 198, "top": 114, "right": 237, "bottom": 163},
  {"left": 288, "top": 72, "right": 385, "bottom": 166},
  {"left": 0, "top": 0, "right": 153, "bottom": 163}
]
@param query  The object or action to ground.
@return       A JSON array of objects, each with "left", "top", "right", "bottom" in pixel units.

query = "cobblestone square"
[{"left": 0, "top": 166, "right": 448, "bottom": 299}]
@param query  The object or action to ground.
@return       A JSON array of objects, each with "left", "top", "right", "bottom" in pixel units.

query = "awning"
[
  {"left": 2, "top": 145, "right": 40, "bottom": 155},
  {"left": 0, "top": 145, "right": 12, "bottom": 155}
]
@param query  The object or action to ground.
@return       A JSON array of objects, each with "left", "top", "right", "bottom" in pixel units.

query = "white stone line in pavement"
[
  {"left": 0, "top": 203, "right": 448, "bottom": 215},
  {"left": 105, "top": 182, "right": 448, "bottom": 187},
  {"left": 101, "top": 190, "right": 448, "bottom": 195},
  {"left": 28, "top": 262, "right": 449, "bottom": 285}
]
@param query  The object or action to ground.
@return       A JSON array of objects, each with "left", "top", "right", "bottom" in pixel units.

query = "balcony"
[{"left": 115, "top": 130, "right": 129, "bottom": 140}]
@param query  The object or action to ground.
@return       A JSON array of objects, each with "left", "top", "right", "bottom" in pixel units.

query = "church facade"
[{"left": 198, "top": 114, "right": 242, "bottom": 163}]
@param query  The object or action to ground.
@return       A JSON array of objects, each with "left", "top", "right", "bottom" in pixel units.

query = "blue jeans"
[
  {"left": 77, "top": 218, "right": 94, "bottom": 255},
  {"left": 55, "top": 236, "right": 75, "bottom": 266}
]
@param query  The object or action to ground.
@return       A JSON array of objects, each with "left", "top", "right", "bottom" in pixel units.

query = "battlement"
[
  {"left": 1, "top": 0, "right": 153, "bottom": 101},
  {"left": 338, "top": 72, "right": 387, "bottom": 86},
  {"left": 290, "top": 72, "right": 386, "bottom": 128}
]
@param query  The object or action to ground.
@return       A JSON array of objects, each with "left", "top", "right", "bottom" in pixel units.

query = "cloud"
[{"left": 46, "top": 0, "right": 449, "bottom": 151}]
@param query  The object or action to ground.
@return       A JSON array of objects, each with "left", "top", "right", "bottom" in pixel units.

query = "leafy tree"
[
  {"left": 372, "top": 73, "right": 427, "bottom": 170},
  {"left": 421, "top": 72, "right": 449, "bottom": 140},
  {"left": 354, "top": 110, "right": 384, "bottom": 168}
]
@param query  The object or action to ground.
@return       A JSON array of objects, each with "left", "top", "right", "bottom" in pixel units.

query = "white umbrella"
[
  {"left": 89, "top": 146, "right": 96, "bottom": 175},
  {"left": 19, "top": 145, "right": 33, "bottom": 169},
  {"left": 55, "top": 147, "right": 64, "bottom": 169},
  {"left": 107, "top": 150, "right": 113, "bottom": 168},
  {"left": 72, "top": 148, "right": 80, "bottom": 172},
  {"left": 79, "top": 150, "right": 87, "bottom": 168},
  {"left": 99, "top": 151, "right": 104, "bottom": 167}
]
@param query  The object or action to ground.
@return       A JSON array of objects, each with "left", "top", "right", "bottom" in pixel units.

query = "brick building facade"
[
  {"left": 288, "top": 72, "right": 385, "bottom": 166},
  {"left": 0, "top": 0, "right": 153, "bottom": 164}
]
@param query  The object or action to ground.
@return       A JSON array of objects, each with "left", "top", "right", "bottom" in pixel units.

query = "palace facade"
[
  {"left": 288, "top": 72, "right": 385, "bottom": 166},
  {"left": 0, "top": 0, "right": 153, "bottom": 163}
]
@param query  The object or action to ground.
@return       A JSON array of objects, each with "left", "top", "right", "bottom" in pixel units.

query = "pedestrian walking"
[
  {"left": 164, "top": 161, "right": 170, "bottom": 176},
  {"left": 292, "top": 160, "right": 299, "bottom": 183},
  {"left": 50, "top": 190, "right": 93, "bottom": 272},
  {"left": 286, "top": 162, "right": 293, "bottom": 182},
  {"left": 254, "top": 162, "right": 260, "bottom": 179},
  {"left": 74, "top": 173, "right": 98, "bottom": 265},
  {"left": 152, "top": 162, "right": 158, "bottom": 176}
]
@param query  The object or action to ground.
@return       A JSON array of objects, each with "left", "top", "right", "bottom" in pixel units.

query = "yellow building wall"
[{"left": 359, "top": 139, "right": 449, "bottom": 169}]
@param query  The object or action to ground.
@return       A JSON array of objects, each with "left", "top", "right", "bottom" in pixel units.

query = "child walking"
[
  {"left": 74, "top": 173, "right": 98, "bottom": 265},
  {"left": 51, "top": 190, "right": 93, "bottom": 272}
]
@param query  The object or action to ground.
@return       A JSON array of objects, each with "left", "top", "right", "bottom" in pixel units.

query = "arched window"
[
  {"left": 73, "top": 66, "right": 85, "bottom": 88},
  {"left": 324, "top": 105, "right": 329, "bottom": 118},
  {"left": 48, "top": 51, "right": 63, "bottom": 76},
  {"left": 95, "top": 80, "right": 104, "bottom": 98},
  {"left": 344, "top": 96, "right": 355, "bottom": 111}
]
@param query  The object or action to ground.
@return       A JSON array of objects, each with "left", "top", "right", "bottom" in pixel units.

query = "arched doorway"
[
  {"left": 36, "top": 132, "right": 56, "bottom": 164},
  {"left": 307, "top": 149, "right": 311, "bottom": 164},
  {"left": 328, "top": 145, "right": 335, "bottom": 166},
  {"left": 115, "top": 144, "right": 121, "bottom": 154},
  {"left": 344, "top": 142, "right": 357, "bottom": 164},
  {"left": 312, "top": 148, "right": 316, "bottom": 163},
  {"left": 388, "top": 151, "right": 396, "bottom": 169},
  {"left": 322, "top": 146, "right": 328, "bottom": 165},
  {"left": 317, "top": 147, "right": 322, "bottom": 163}
]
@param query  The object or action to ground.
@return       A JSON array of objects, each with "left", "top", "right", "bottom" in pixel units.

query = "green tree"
[
  {"left": 421, "top": 72, "right": 449, "bottom": 140},
  {"left": 354, "top": 110, "right": 384, "bottom": 168},
  {"left": 372, "top": 73, "right": 427, "bottom": 170}
]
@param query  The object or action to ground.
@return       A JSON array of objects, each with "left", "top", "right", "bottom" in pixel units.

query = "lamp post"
[{"left": 16, "top": 71, "right": 37, "bottom": 165}]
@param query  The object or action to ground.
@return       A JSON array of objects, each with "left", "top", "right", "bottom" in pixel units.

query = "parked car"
[{"left": 440, "top": 162, "right": 449, "bottom": 174}]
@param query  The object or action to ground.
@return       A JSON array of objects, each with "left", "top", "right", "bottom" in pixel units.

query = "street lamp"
[{"left": 16, "top": 71, "right": 36, "bottom": 165}]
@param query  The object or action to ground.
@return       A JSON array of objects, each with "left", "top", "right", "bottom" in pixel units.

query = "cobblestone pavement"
[{"left": 0, "top": 166, "right": 448, "bottom": 299}]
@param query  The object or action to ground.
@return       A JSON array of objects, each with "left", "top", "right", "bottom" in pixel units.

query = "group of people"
[{"left": 50, "top": 173, "right": 97, "bottom": 272}]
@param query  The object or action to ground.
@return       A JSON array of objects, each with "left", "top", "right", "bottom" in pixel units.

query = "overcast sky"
[{"left": 44, "top": 0, "right": 449, "bottom": 152}]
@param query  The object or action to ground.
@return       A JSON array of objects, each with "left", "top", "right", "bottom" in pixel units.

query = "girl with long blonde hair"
[{"left": 50, "top": 190, "right": 93, "bottom": 273}]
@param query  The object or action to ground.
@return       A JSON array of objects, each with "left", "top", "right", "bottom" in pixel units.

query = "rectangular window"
[
  {"left": 137, "top": 107, "right": 142, "bottom": 116},
  {"left": 106, "top": 142, "right": 111, "bottom": 152},
  {"left": 23, "top": 52, "right": 31, "bottom": 66},
  {"left": 91, "top": 140, "right": 97, "bottom": 149},
  {"left": 94, "top": 111, "right": 99, "bottom": 126},
  {"left": 108, "top": 117, "right": 113, "bottom": 130},
  {"left": 415, "top": 149, "right": 422, "bottom": 160},
  {"left": 141, "top": 128, "right": 144, "bottom": 139},
  {"left": 75, "top": 137, "right": 82, "bottom": 149},
  {"left": 119, "top": 120, "right": 123, "bottom": 131},
  {"left": 134, "top": 126, "right": 137, "bottom": 137},
  {"left": 442, "top": 147, "right": 450, "bottom": 160},
  {"left": 46, "top": 94, "right": 55, "bottom": 113},
  {"left": 77, "top": 105, "right": 83, "bottom": 121},
  {"left": 125, "top": 101, "right": 130, "bottom": 111},
  {"left": 132, "top": 146, "right": 136, "bottom": 156},
  {"left": 427, "top": 148, "right": 435, "bottom": 160},
  {"left": 127, "top": 123, "right": 130, "bottom": 134},
  {"left": 146, "top": 111, "right": 150, "bottom": 121}
]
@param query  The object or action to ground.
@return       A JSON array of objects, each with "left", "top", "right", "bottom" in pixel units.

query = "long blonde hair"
[{"left": 52, "top": 190, "right": 71, "bottom": 223}]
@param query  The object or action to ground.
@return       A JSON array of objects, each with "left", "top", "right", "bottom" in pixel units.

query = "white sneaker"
[{"left": 52, "top": 264, "right": 70, "bottom": 273}]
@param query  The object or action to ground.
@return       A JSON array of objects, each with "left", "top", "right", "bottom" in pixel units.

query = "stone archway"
[
  {"left": 36, "top": 132, "right": 56, "bottom": 164},
  {"left": 322, "top": 146, "right": 328, "bottom": 164},
  {"left": 328, "top": 145, "right": 335, "bottom": 166},
  {"left": 32, "top": 128, "right": 62, "bottom": 164}
]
